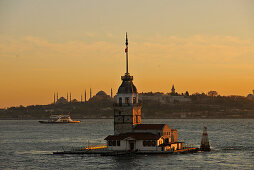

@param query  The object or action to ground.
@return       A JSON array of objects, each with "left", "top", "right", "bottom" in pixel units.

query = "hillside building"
[{"left": 247, "top": 90, "right": 254, "bottom": 100}]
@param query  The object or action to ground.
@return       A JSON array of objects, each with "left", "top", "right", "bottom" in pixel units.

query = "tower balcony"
[
  {"left": 113, "top": 102, "right": 142, "bottom": 107},
  {"left": 121, "top": 75, "right": 133, "bottom": 81}
]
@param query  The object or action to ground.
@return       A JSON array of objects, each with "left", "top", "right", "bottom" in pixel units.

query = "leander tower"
[{"left": 114, "top": 33, "right": 142, "bottom": 135}]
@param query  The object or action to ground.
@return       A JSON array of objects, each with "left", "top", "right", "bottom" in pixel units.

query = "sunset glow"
[{"left": 0, "top": 0, "right": 254, "bottom": 107}]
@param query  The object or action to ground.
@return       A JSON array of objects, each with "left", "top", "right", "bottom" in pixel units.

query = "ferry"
[{"left": 39, "top": 112, "right": 80, "bottom": 124}]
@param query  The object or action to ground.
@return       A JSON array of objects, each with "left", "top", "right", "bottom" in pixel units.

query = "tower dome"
[{"left": 117, "top": 76, "right": 137, "bottom": 94}]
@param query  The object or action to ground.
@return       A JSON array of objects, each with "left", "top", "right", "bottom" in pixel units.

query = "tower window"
[
  {"left": 117, "top": 140, "right": 120, "bottom": 146},
  {"left": 119, "top": 97, "right": 122, "bottom": 106},
  {"left": 133, "top": 97, "right": 136, "bottom": 104},
  {"left": 125, "top": 97, "right": 129, "bottom": 105}
]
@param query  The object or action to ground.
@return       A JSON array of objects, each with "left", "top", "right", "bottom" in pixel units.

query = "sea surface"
[{"left": 0, "top": 119, "right": 253, "bottom": 169}]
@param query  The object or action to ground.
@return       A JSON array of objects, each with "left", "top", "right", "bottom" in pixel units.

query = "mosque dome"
[
  {"left": 96, "top": 91, "right": 108, "bottom": 96},
  {"left": 56, "top": 97, "right": 68, "bottom": 104},
  {"left": 247, "top": 94, "right": 254, "bottom": 99}
]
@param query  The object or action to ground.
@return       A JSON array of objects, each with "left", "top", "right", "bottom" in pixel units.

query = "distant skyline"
[{"left": 0, "top": 0, "right": 254, "bottom": 107}]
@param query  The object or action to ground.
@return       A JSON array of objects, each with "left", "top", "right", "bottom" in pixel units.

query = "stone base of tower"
[{"left": 113, "top": 104, "right": 142, "bottom": 135}]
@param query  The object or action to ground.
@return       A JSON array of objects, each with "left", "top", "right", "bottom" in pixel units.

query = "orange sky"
[{"left": 0, "top": 0, "right": 254, "bottom": 108}]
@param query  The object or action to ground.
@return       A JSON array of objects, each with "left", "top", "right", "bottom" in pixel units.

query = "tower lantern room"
[{"left": 114, "top": 33, "right": 142, "bottom": 135}]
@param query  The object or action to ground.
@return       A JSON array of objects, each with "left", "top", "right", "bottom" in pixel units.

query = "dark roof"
[
  {"left": 105, "top": 132, "right": 160, "bottom": 141},
  {"left": 117, "top": 74, "right": 137, "bottom": 94},
  {"left": 134, "top": 124, "right": 167, "bottom": 130},
  {"left": 117, "top": 81, "right": 137, "bottom": 94}
]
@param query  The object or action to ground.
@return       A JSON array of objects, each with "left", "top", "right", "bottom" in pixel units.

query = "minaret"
[
  {"left": 200, "top": 125, "right": 211, "bottom": 151},
  {"left": 85, "top": 90, "right": 87, "bottom": 102},
  {"left": 67, "top": 92, "right": 69, "bottom": 102},
  {"left": 57, "top": 92, "right": 58, "bottom": 101},
  {"left": 171, "top": 84, "right": 176, "bottom": 94},
  {"left": 111, "top": 88, "right": 113, "bottom": 98},
  {"left": 54, "top": 93, "right": 56, "bottom": 104},
  {"left": 81, "top": 94, "right": 83, "bottom": 102},
  {"left": 90, "top": 88, "right": 92, "bottom": 99},
  {"left": 113, "top": 33, "right": 142, "bottom": 135},
  {"left": 70, "top": 92, "right": 72, "bottom": 102}
]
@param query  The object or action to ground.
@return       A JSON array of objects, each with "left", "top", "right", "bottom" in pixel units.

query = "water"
[{"left": 0, "top": 119, "right": 253, "bottom": 169}]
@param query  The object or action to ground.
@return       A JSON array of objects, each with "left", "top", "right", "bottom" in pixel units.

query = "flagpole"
[{"left": 125, "top": 32, "right": 128, "bottom": 74}]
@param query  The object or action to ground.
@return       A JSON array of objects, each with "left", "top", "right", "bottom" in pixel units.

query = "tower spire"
[
  {"left": 125, "top": 32, "right": 129, "bottom": 75},
  {"left": 171, "top": 84, "right": 176, "bottom": 94}
]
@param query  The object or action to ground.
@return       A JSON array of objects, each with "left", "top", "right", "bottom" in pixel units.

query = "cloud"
[
  {"left": 0, "top": 35, "right": 254, "bottom": 70},
  {"left": 0, "top": 36, "right": 121, "bottom": 62},
  {"left": 137, "top": 35, "right": 254, "bottom": 58}
]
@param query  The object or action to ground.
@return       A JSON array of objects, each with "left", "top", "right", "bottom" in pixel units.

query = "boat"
[{"left": 39, "top": 112, "right": 80, "bottom": 123}]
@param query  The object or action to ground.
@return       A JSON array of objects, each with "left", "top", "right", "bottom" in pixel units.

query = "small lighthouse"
[{"left": 200, "top": 125, "right": 211, "bottom": 151}]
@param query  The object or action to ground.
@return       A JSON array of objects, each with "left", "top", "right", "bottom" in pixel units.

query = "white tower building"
[{"left": 113, "top": 33, "right": 142, "bottom": 135}]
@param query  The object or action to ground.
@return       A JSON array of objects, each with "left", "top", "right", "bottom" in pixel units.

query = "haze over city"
[{"left": 0, "top": 0, "right": 254, "bottom": 107}]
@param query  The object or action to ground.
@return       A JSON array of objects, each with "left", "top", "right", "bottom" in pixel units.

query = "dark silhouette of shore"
[{"left": 1, "top": 92, "right": 254, "bottom": 119}]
